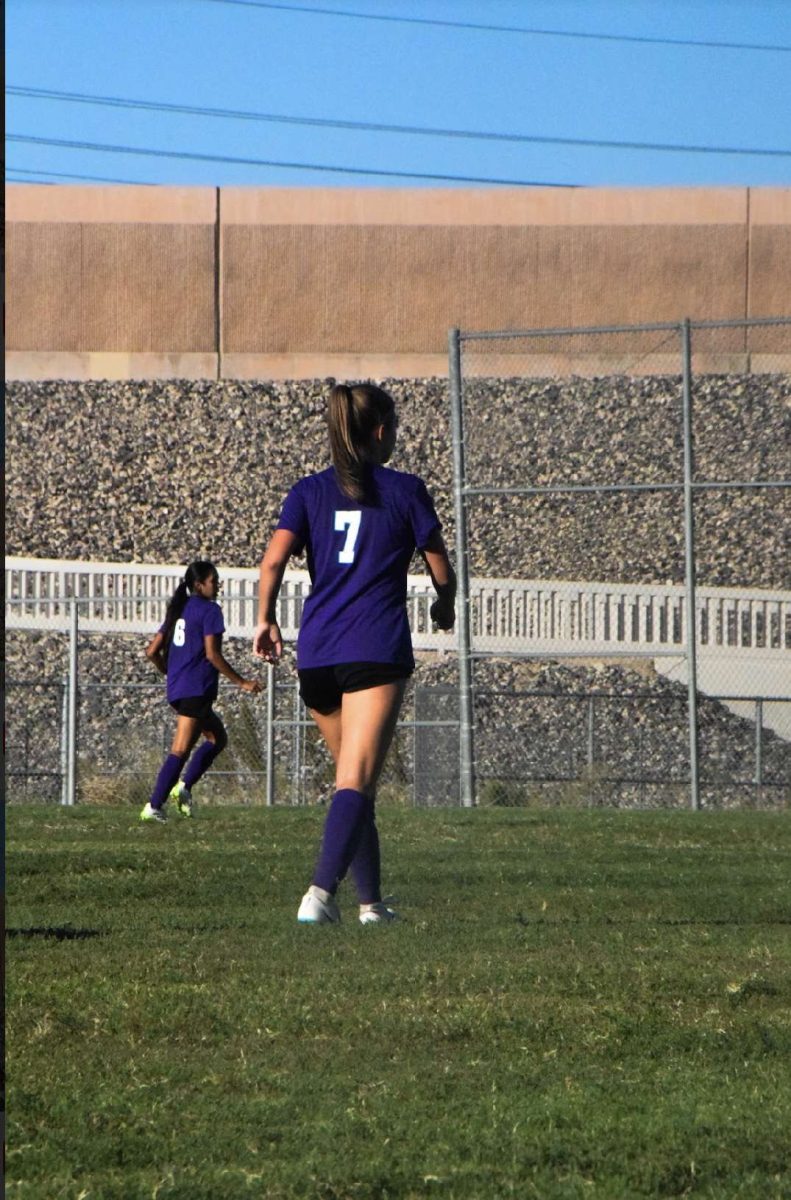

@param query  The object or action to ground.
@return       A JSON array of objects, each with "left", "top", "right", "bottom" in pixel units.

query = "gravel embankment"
[{"left": 7, "top": 375, "right": 790, "bottom": 586}]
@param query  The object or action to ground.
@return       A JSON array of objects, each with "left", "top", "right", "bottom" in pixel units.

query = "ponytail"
[
  {"left": 328, "top": 382, "right": 394, "bottom": 502},
  {"left": 160, "top": 560, "right": 217, "bottom": 663}
]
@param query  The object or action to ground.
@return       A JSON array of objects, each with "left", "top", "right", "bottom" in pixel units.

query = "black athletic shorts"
[
  {"left": 298, "top": 662, "right": 412, "bottom": 715},
  {"left": 170, "top": 693, "right": 216, "bottom": 721}
]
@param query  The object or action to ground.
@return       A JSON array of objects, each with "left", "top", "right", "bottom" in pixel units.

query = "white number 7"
[{"left": 334, "top": 510, "right": 362, "bottom": 563}]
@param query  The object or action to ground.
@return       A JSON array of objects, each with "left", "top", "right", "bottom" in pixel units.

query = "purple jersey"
[
  {"left": 277, "top": 465, "right": 441, "bottom": 669},
  {"left": 161, "top": 594, "right": 225, "bottom": 703}
]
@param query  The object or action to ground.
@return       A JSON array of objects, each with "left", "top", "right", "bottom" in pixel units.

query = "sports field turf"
[{"left": 6, "top": 805, "right": 791, "bottom": 1199}]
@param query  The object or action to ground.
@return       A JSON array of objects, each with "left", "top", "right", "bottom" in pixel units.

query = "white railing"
[
  {"left": 3, "top": 556, "right": 447, "bottom": 648},
  {"left": 467, "top": 576, "right": 791, "bottom": 657},
  {"left": 5, "top": 556, "right": 791, "bottom": 659}
]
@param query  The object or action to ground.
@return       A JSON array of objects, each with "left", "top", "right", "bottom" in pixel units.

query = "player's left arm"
[
  {"left": 420, "top": 529, "right": 457, "bottom": 630},
  {"left": 204, "top": 634, "right": 262, "bottom": 693}
]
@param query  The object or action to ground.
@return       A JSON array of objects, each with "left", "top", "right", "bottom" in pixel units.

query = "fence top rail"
[
  {"left": 6, "top": 561, "right": 790, "bottom": 605},
  {"left": 466, "top": 576, "right": 791, "bottom": 603},
  {"left": 4, "top": 555, "right": 299, "bottom": 582},
  {"left": 4, "top": 557, "right": 436, "bottom": 596},
  {"left": 458, "top": 315, "right": 791, "bottom": 341}
]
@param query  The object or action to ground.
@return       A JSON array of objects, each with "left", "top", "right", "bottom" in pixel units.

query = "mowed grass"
[{"left": 6, "top": 806, "right": 791, "bottom": 1200}]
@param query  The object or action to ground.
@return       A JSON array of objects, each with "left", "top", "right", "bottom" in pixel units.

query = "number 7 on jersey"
[{"left": 334, "top": 510, "right": 362, "bottom": 563}]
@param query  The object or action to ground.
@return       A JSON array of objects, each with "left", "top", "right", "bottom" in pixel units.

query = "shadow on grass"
[{"left": 5, "top": 926, "right": 105, "bottom": 940}]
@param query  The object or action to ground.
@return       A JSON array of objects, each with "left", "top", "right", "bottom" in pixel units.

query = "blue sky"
[{"left": 6, "top": 0, "right": 791, "bottom": 188}]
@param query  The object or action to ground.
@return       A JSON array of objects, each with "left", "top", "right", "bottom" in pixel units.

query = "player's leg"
[
  {"left": 141, "top": 714, "right": 201, "bottom": 822},
  {"left": 339, "top": 683, "right": 405, "bottom": 919},
  {"left": 307, "top": 681, "right": 405, "bottom": 916},
  {"left": 336, "top": 681, "right": 406, "bottom": 795},
  {"left": 173, "top": 712, "right": 228, "bottom": 815},
  {"left": 296, "top": 704, "right": 344, "bottom": 921},
  {"left": 309, "top": 705, "right": 342, "bottom": 768}
]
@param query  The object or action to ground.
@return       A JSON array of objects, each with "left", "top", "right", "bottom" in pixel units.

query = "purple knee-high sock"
[
  {"left": 350, "top": 807, "right": 381, "bottom": 904},
  {"left": 312, "top": 788, "right": 372, "bottom": 896},
  {"left": 183, "top": 740, "right": 222, "bottom": 789},
  {"left": 149, "top": 753, "right": 186, "bottom": 809}
]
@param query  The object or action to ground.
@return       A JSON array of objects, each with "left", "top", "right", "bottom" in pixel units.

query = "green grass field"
[{"left": 6, "top": 806, "right": 791, "bottom": 1200}]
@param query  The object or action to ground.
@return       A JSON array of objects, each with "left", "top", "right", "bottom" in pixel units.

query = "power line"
[
  {"left": 7, "top": 133, "right": 577, "bottom": 187},
  {"left": 201, "top": 0, "right": 791, "bottom": 53},
  {"left": 7, "top": 166, "right": 159, "bottom": 185},
  {"left": 8, "top": 85, "right": 790, "bottom": 159}
]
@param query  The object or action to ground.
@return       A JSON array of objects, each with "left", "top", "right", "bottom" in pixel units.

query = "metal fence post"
[
  {"left": 448, "top": 327, "right": 476, "bottom": 808},
  {"left": 265, "top": 662, "right": 275, "bottom": 806},
  {"left": 60, "top": 674, "right": 69, "bottom": 806},
  {"left": 587, "top": 695, "right": 595, "bottom": 769},
  {"left": 64, "top": 598, "right": 79, "bottom": 805},
  {"left": 754, "top": 698, "right": 763, "bottom": 793},
  {"left": 293, "top": 676, "right": 302, "bottom": 806},
  {"left": 681, "top": 319, "right": 701, "bottom": 811}
]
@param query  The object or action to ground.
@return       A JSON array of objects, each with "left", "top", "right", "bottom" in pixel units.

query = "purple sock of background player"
[
  {"left": 312, "top": 788, "right": 379, "bottom": 898},
  {"left": 182, "top": 740, "right": 222, "bottom": 790},
  {"left": 149, "top": 752, "right": 185, "bottom": 810}
]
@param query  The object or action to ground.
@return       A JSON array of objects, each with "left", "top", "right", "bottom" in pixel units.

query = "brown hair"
[{"left": 328, "top": 382, "right": 394, "bottom": 502}]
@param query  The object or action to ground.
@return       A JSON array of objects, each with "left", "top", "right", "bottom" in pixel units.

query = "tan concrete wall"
[
  {"left": 5, "top": 185, "right": 790, "bottom": 379},
  {"left": 6, "top": 186, "right": 217, "bottom": 359}
]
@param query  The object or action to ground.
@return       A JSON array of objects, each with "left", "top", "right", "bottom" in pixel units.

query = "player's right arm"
[
  {"left": 145, "top": 630, "right": 167, "bottom": 675},
  {"left": 253, "top": 528, "right": 302, "bottom": 660},
  {"left": 420, "top": 529, "right": 457, "bottom": 631}
]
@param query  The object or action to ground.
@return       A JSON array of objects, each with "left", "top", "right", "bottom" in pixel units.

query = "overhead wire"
[
  {"left": 200, "top": 0, "right": 791, "bottom": 53},
  {"left": 8, "top": 86, "right": 790, "bottom": 158},
  {"left": 7, "top": 134, "right": 578, "bottom": 187},
  {"left": 6, "top": 166, "right": 159, "bottom": 185}
]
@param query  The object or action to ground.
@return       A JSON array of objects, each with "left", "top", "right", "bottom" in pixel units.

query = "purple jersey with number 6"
[
  {"left": 161, "top": 594, "right": 225, "bottom": 703},
  {"left": 276, "top": 465, "right": 441, "bottom": 669}
]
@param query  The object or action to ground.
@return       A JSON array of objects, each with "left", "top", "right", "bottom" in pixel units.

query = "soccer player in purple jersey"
[
  {"left": 253, "top": 383, "right": 456, "bottom": 924},
  {"left": 141, "top": 560, "right": 262, "bottom": 822}
]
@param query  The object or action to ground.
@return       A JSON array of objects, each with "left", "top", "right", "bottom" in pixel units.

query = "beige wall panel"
[
  {"left": 6, "top": 184, "right": 216, "bottom": 224},
  {"left": 220, "top": 353, "right": 449, "bottom": 380},
  {"left": 220, "top": 185, "right": 747, "bottom": 227},
  {"left": 747, "top": 228, "right": 791, "bottom": 357},
  {"left": 5, "top": 352, "right": 219, "bottom": 381},
  {"left": 8, "top": 220, "right": 216, "bottom": 352},
  {"left": 79, "top": 224, "right": 215, "bottom": 351},
  {"left": 748, "top": 188, "right": 791, "bottom": 225},
  {"left": 223, "top": 224, "right": 747, "bottom": 355},
  {"left": 7, "top": 223, "right": 83, "bottom": 351}
]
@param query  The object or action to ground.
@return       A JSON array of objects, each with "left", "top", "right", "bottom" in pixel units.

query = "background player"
[
  {"left": 141, "top": 560, "right": 262, "bottom": 822},
  {"left": 253, "top": 383, "right": 456, "bottom": 923}
]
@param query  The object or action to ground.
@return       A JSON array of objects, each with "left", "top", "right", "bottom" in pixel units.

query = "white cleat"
[
  {"left": 359, "top": 902, "right": 399, "bottom": 925},
  {"left": 297, "top": 889, "right": 341, "bottom": 924}
]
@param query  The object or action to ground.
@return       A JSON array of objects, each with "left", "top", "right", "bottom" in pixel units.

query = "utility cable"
[
  {"left": 8, "top": 85, "right": 790, "bottom": 158},
  {"left": 7, "top": 133, "right": 578, "bottom": 186},
  {"left": 201, "top": 0, "right": 791, "bottom": 53}
]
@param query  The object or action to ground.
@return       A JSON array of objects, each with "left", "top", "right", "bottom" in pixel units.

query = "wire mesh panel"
[
  {"left": 453, "top": 318, "right": 791, "bottom": 809},
  {"left": 413, "top": 685, "right": 460, "bottom": 807},
  {"left": 6, "top": 680, "right": 66, "bottom": 804}
]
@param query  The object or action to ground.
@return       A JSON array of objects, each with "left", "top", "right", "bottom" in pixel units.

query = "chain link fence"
[
  {"left": 5, "top": 615, "right": 462, "bottom": 808},
  {"left": 449, "top": 317, "right": 790, "bottom": 809}
]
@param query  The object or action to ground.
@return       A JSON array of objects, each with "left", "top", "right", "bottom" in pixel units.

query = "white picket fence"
[{"left": 6, "top": 555, "right": 790, "bottom": 659}]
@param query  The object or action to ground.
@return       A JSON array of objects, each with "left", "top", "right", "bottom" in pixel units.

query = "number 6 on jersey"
[{"left": 334, "top": 510, "right": 362, "bottom": 563}]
